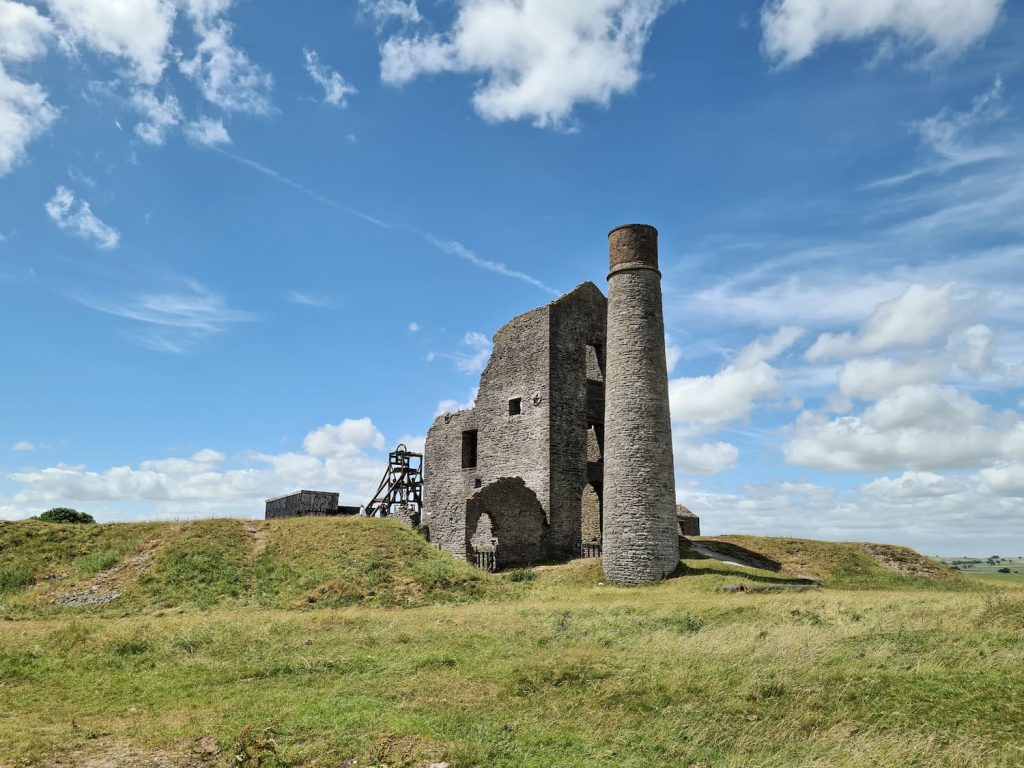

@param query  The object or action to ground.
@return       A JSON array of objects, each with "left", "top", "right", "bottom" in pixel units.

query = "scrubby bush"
[
  {"left": 504, "top": 568, "right": 538, "bottom": 583},
  {"left": 39, "top": 508, "right": 95, "bottom": 524}
]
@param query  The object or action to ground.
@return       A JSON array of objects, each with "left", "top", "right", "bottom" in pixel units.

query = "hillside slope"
[
  {"left": 0, "top": 517, "right": 500, "bottom": 617},
  {"left": 687, "top": 535, "right": 965, "bottom": 589},
  {"left": 1, "top": 517, "right": 970, "bottom": 620}
]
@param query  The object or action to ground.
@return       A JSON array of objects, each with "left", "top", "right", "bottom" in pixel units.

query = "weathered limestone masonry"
[
  {"left": 423, "top": 283, "right": 607, "bottom": 569},
  {"left": 602, "top": 224, "right": 680, "bottom": 584},
  {"left": 422, "top": 224, "right": 684, "bottom": 580}
]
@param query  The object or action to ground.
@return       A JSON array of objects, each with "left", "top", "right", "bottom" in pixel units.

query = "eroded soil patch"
[{"left": 50, "top": 540, "right": 161, "bottom": 607}]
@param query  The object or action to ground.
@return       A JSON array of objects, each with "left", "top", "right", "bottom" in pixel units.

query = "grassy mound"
[
  {"left": 0, "top": 518, "right": 972, "bottom": 620},
  {"left": 697, "top": 535, "right": 967, "bottom": 589},
  {"left": 0, "top": 517, "right": 501, "bottom": 617}
]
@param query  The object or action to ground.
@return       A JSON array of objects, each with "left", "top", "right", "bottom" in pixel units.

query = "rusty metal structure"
[{"left": 365, "top": 444, "right": 423, "bottom": 524}]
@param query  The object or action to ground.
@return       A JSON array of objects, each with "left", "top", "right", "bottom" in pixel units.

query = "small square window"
[{"left": 508, "top": 397, "right": 522, "bottom": 416}]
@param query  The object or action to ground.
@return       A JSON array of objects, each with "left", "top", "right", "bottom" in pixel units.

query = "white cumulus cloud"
[
  {"left": 380, "top": 0, "right": 668, "bottom": 129},
  {"left": 670, "top": 326, "right": 802, "bottom": 433},
  {"left": 979, "top": 463, "right": 1024, "bottom": 497},
  {"left": 303, "top": 417, "right": 386, "bottom": 458},
  {"left": 46, "top": 0, "right": 177, "bottom": 85},
  {"left": 0, "top": 0, "right": 55, "bottom": 61},
  {"left": 178, "top": 0, "right": 273, "bottom": 114},
  {"left": 837, "top": 355, "right": 947, "bottom": 401},
  {"left": 7, "top": 418, "right": 393, "bottom": 517},
  {"left": 784, "top": 384, "right": 1023, "bottom": 472},
  {"left": 760, "top": 0, "right": 1005, "bottom": 67},
  {"left": 44, "top": 186, "right": 120, "bottom": 249},
  {"left": 806, "top": 283, "right": 955, "bottom": 361},
  {"left": 184, "top": 116, "right": 230, "bottom": 146},
  {"left": 131, "top": 88, "right": 182, "bottom": 144},
  {"left": 860, "top": 471, "right": 967, "bottom": 498},
  {"left": 0, "top": 64, "right": 59, "bottom": 177},
  {"left": 674, "top": 440, "right": 739, "bottom": 475}
]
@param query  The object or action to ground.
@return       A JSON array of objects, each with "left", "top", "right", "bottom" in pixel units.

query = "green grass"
[
  {"left": 0, "top": 518, "right": 1020, "bottom": 767},
  {"left": 939, "top": 556, "right": 1024, "bottom": 584}
]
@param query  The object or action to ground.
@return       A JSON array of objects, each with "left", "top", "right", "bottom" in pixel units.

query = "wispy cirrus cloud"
[
  {"left": 866, "top": 76, "right": 1009, "bottom": 189},
  {"left": 44, "top": 186, "right": 120, "bottom": 249},
  {"left": 74, "top": 278, "right": 254, "bottom": 352},
  {"left": 287, "top": 290, "right": 335, "bottom": 309},
  {"left": 303, "top": 48, "right": 357, "bottom": 108},
  {"left": 214, "top": 148, "right": 559, "bottom": 296}
]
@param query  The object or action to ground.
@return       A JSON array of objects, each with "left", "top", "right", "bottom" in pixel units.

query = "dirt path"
[
  {"left": 28, "top": 739, "right": 218, "bottom": 768},
  {"left": 243, "top": 520, "right": 268, "bottom": 556}
]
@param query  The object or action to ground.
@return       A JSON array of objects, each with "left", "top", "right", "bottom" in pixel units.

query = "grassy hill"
[
  {"left": 0, "top": 517, "right": 1021, "bottom": 767},
  {"left": 0, "top": 517, "right": 500, "bottom": 618}
]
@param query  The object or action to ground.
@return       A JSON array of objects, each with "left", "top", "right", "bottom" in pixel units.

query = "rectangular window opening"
[
  {"left": 461, "top": 430, "right": 478, "bottom": 469},
  {"left": 508, "top": 397, "right": 522, "bottom": 416},
  {"left": 586, "top": 344, "right": 604, "bottom": 383}
]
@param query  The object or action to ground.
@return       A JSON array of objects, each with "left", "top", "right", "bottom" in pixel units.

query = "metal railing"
[
  {"left": 577, "top": 542, "right": 602, "bottom": 559},
  {"left": 471, "top": 549, "right": 497, "bottom": 572}
]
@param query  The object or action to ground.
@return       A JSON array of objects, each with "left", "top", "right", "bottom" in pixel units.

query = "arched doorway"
[{"left": 469, "top": 512, "right": 497, "bottom": 571}]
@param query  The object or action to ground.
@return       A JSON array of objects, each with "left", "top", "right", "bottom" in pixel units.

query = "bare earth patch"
[
  {"left": 243, "top": 521, "right": 268, "bottom": 556},
  {"left": 50, "top": 540, "right": 162, "bottom": 607},
  {"left": 21, "top": 740, "right": 215, "bottom": 768},
  {"left": 860, "top": 543, "right": 954, "bottom": 581}
]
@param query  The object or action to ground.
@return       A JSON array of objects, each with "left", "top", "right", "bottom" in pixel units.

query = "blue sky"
[{"left": 1, "top": 0, "right": 1022, "bottom": 555}]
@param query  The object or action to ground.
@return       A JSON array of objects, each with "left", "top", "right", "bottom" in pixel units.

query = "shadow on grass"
[{"left": 668, "top": 563, "right": 819, "bottom": 586}]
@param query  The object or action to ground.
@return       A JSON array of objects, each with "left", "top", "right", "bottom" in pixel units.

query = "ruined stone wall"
[
  {"left": 423, "top": 282, "right": 610, "bottom": 568},
  {"left": 265, "top": 490, "right": 341, "bottom": 520},
  {"left": 547, "top": 283, "right": 607, "bottom": 560},
  {"left": 423, "top": 408, "right": 477, "bottom": 559},
  {"left": 602, "top": 225, "right": 679, "bottom": 584},
  {"left": 423, "top": 304, "right": 551, "bottom": 561}
]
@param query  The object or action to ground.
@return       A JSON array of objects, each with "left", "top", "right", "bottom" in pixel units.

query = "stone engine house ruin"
[{"left": 423, "top": 224, "right": 685, "bottom": 583}]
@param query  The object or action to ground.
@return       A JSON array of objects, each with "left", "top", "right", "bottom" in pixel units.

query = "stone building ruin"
[
  {"left": 265, "top": 490, "right": 360, "bottom": 519},
  {"left": 423, "top": 281, "right": 608, "bottom": 570},
  {"left": 423, "top": 224, "right": 683, "bottom": 584}
]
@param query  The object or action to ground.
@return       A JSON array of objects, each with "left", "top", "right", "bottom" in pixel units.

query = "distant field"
[
  {"left": 938, "top": 556, "right": 1024, "bottom": 583},
  {"left": 1, "top": 518, "right": 1022, "bottom": 768}
]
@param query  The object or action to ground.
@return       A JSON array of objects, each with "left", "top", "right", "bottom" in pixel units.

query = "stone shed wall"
[{"left": 265, "top": 490, "right": 341, "bottom": 520}]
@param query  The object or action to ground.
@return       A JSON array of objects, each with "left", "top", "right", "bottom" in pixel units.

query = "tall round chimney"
[{"left": 602, "top": 224, "right": 679, "bottom": 584}]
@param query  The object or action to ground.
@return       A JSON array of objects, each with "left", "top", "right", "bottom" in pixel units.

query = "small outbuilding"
[
  {"left": 265, "top": 490, "right": 356, "bottom": 520},
  {"left": 677, "top": 505, "right": 701, "bottom": 537}
]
